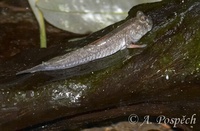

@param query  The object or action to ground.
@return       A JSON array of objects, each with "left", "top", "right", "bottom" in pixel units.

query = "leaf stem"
[
  {"left": 28, "top": 0, "right": 47, "bottom": 48},
  {"left": 38, "top": 9, "right": 46, "bottom": 48}
]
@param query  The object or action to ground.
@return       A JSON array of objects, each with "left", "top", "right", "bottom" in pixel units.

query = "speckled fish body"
[{"left": 16, "top": 11, "right": 153, "bottom": 75}]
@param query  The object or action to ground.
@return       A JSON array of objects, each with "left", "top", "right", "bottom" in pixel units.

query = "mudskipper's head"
[
  {"left": 136, "top": 11, "right": 153, "bottom": 32},
  {"left": 129, "top": 11, "right": 153, "bottom": 42}
]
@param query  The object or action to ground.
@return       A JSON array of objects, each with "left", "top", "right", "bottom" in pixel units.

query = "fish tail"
[{"left": 16, "top": 64, "right": 45, "bottom": 75}]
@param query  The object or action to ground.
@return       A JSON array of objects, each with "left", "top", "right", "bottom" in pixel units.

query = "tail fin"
[{"left": 16, "top": 64, "right": 45, "bottom": 75}]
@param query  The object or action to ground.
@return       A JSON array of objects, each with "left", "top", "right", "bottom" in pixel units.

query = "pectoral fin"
[{"left": 127, "top": 44, "right": 146, "bottom": 48}]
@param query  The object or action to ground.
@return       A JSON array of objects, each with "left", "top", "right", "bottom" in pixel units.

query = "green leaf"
[{"left": 36, "top": 0, "right": 161, "bottom": 34}]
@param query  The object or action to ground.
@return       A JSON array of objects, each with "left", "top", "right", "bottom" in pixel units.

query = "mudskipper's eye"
[
  {"left": 136, "top": 11, "right": 147, "bottom": 22},
  {"left": 136, "top": 11, "right": 144, "bottom": 17},
  {"left": 140, "top": 15, "right": 147, "bottom": 22}
]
